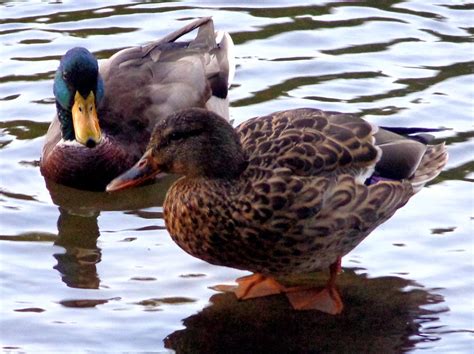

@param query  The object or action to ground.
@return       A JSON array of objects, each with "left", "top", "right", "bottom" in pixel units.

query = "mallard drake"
[
  {"left": 40, "top": 18, "right": 234, "bottom": 191},
  {"left": 107, "top": 107, "right": 448, "bottom": 314}
]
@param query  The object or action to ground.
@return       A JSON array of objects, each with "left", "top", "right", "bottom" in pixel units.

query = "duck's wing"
[
  {"left": 236, "top": 106, "right": 447, "bottom": 229},
  {"left": 98, "top": 17, "right": 234, "bottom": 140},
  {"left": 237, "top": 108, "right": 381, "bottom": 183},
  {"left": 238, "top": 108, "right": 447, "bottom": 188}
]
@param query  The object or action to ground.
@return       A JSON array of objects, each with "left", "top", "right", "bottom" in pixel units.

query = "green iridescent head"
[{"left": 54, "top": 47, "right": 104, "bottom": 148}]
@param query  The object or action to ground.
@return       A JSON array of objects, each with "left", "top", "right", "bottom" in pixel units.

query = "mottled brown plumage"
[{"left": 107, "top": 107, "right": 448, "bottom": 312}]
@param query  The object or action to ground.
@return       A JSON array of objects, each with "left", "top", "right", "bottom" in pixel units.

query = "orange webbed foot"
[{"left": 212, "top": 257, "right": 344, "bottom": 315}]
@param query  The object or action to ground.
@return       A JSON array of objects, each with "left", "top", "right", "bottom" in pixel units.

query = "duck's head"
[
  {"left": 106, "top": 108, "right": 248, "bottom": 192},
  {"left": 54, "top": 47, "right": 104, "bottom": 148}
]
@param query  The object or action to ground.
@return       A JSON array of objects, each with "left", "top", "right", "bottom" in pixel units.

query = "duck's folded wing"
[
  {"left": 99, "top": 17, "right": 233, "bottom": 128},
  {"left": 238, "top": 107, "right": 447, "bottom": 192},
  {"left": 237, "top": 108, "right": 381, "bottom": 182}
]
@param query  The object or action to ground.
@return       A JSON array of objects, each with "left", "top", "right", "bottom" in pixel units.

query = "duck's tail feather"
[
  {"left": 205, "top": 28, "right": 235, "bottom": 120},
  {"left": 103, "top": 17, "right": 215, "bottom": 76},
  {"left": 370, "top": 126, "right": 448, "bottom": 191},
  {"left": 374, "top": 128, "right": 430, "bottom": 181},
  {"left": 215, "top": 30, "right": 235, "bottom": 87},
  {"left": 410, "top": 143, "right": 448, "bottom": 192},
  {"left": 150, "top": 17, "right": 213, "bottom": 49}
]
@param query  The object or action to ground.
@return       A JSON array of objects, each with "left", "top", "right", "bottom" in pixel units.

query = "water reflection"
[
  {"left": 44, "top": 175, "right": 175, "bottom": 214},
  {"left": 165, "top": 270, "right": 446, "bottom": 353},
  {"left": 53, "top": 208, "right": 101, "bottom": 289},
  {"left": 46, "top": 175, "right": 175, "bottom": 289}
]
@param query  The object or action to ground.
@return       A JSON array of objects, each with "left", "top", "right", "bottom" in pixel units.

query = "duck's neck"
[
  {"left": 193, "top": 135, "right": 248, "bottom": 180},
  {"left": 201, "top": 152, "right": 248, "bottom": 180},
  {"left": 56, "top": 102, "right": 75, "bottom": 141}
]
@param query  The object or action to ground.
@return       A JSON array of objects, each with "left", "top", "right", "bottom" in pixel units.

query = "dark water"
[{"left": 1, "top": 1, "right": 473, "bottom": 352}]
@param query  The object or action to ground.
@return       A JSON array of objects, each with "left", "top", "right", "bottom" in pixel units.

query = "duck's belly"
[
  {"left": 166, "top": 224, "right": 372, "bottom": 275},
  {"left": 164, "top": 196, "right": 374, "bottom": 275}
]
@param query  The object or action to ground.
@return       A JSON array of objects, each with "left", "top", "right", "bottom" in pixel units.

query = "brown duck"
[
  {"left": 107, "top": 107, "right": 448, "bottom": 314},
  {"left": 40, "top": 18, "right": 234, "bottom": 191}
]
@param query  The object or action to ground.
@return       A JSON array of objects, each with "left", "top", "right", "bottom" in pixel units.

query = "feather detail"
[{"left": 410, "top": 142, "right": 448, "bottom": 192}]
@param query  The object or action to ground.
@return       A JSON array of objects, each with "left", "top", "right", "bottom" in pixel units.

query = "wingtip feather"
[{"left": 411, "top": 142, "right": 448, "bottom": 192}]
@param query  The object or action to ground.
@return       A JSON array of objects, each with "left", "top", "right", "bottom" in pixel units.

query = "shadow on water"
[
  {"left": 45, "top": 175, "right": 176, "bottom": 290},
  {"left": 165, "top": 269, "right": 447, "bottom": 354}
]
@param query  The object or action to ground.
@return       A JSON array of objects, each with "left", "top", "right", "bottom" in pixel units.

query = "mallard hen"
[
  {"left": 107, "top": 107, "right": 448, "bottom": 314},
  {"left": 40, "top": 18, "right": 234, "bottom": 191}
]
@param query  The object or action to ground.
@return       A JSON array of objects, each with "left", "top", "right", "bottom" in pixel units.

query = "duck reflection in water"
[
  {"left": 165, "top": 270, "right": 447, "bottom": 353},
  {"left": 53, "top": 207, "right": 101, "bottom": 289},
  {"left": 46, "top": 176, "right": 174, "bottom": 290}
]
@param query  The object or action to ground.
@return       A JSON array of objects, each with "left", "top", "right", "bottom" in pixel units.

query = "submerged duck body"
[
  {"left": 108, "top": 107, "right": 448, "bottom": 313},
  {"left": 41, "top": 18, "right": 234, "bottom": 191}
]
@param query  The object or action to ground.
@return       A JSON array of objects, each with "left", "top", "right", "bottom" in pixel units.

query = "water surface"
[{"left": 1, "top": 1, "right": 473, "bottom": 352}]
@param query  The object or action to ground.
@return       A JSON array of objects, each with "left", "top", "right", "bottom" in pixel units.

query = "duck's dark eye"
[
  {"left": 170, "top": 132, "right": 184, "bottom": 141},
  {"left": 156, "top": 132, "right": 183, "bottom": 149},
  {"left": 169, "top": 128, "right": 204, "bottom": 142},
  {"left": 161, "top": 128, "right": 204, "bottom": 148}
]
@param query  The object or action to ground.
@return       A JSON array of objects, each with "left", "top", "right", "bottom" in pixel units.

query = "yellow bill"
[{"left": 71, "top": 91, "right": 101, "bottom": 147}]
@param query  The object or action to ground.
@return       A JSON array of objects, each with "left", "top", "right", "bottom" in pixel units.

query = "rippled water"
[{"left": 1, "top": 1, "right": 473, "bottom": 352}]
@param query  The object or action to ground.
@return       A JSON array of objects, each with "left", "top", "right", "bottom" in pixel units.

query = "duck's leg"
[
  {"left": 285, "top": 257, "right": 343, "bottom": 314},
  {"left": 234, "top": 273, "right": 286, "bottom": 299}
]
